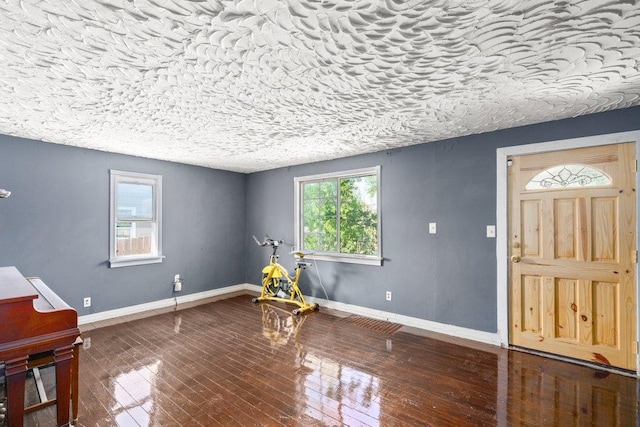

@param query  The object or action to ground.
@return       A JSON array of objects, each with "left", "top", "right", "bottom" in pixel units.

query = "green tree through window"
[
  {"left": 303, "top": 181, "right": 338, "bottom": 252},
  {"left": 339, "top": 176, "right": 378, "bottom": 254},
  {"left": 297, "top": 167, "right": 380, "bottom": 263}
]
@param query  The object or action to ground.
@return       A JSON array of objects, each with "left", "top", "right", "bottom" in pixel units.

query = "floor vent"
[{"left": 340, "top": 315, "right": 402, "bottom": 335}]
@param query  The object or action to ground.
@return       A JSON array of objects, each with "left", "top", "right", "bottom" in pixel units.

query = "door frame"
[{"left": 496, "top": 130, "right": 640, "bottom": 374}]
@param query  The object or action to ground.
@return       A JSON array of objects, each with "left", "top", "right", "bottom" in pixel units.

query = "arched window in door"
[{"left": 525, "top": 164, "right": 611, "bottom": 190}]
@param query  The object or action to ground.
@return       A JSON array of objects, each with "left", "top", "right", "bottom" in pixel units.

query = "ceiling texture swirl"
[{"left": 1, "top": 0, "right": 639, "bottom": 172}]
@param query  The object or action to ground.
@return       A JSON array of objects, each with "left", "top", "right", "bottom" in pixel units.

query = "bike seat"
[{"left": 290, "top": 250, "right": 314, "bottom": 258}]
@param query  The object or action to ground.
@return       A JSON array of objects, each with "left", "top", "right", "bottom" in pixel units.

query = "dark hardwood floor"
[{"left": 15, "top": 295, "right": 640, "bottom": 426}]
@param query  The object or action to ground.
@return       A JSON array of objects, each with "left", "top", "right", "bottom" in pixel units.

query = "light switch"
[
  {"left": 429, "top": 222, "right": 436, "bottom": 234},
  {"left": 487, "top": 225, "right": 496, "bottom": 238}
]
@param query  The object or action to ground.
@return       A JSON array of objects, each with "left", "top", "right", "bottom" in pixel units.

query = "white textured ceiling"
[{"left": 1, "top": 1, "right": 640, "bottom": 173}]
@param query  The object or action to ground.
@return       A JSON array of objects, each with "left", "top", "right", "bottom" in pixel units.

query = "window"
[
  {"left": 295, "top": 166, "right": 381, "bottom": 265},
  {"left": 525, "top": 164, "right": 611, "bottom": 190},
  {"left": 109, "top": 170, "right": 162, "bottom": 268}
]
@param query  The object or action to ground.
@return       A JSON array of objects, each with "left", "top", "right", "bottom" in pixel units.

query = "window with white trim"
[
  {"left": 109, "top": 170, "right": 162, "bottom": 268},
  {"left": 295, "top": 166, "right": 381, "bottom": 265}
]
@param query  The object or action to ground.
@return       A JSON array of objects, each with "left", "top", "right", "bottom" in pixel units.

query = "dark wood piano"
[{"left": 0, "top": 266, "right": 80, "bottom": 426}]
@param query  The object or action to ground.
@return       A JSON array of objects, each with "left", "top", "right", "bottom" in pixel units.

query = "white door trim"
[{"left": 496, "top": 130, "right": 640, "bottom": 373}]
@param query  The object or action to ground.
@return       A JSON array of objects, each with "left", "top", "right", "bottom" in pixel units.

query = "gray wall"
[
  {"left": 1, "top": 106, "right": 639, "bottom": 331},
  {"left": 0, "top": 136, "right": 246, "bottom": 315},
  {"left": 245, "top": 106, "right": 640, "bottom": 333}
]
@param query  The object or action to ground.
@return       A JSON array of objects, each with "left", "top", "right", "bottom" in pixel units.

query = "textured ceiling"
[{"left": 1, "top": 0, "right": 640, "bottom": 173}]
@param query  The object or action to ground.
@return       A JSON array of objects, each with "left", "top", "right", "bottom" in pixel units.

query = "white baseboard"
[
  {"left": 81, "top": 283, "right": 500, "bottom": 346},
  {"left": 78, "top": 283, "right": 249, "bottom": 325},
  {"left": 245, "top": 284, "right": 501, "bottom": 346}
]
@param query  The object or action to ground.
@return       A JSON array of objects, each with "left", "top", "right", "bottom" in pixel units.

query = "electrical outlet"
[
  {"left": 173, "top": 274, "right": 182, "bottom": 292},
  {"left": 386, "top": 291, "right": 392, "bottom": 301},
  {"left": 83, "top": 297, "right": 91, "bottom": 308}
]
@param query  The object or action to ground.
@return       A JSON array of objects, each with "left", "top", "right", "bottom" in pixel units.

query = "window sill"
[
  {"left": 109, "top": 255, "right": 164, "bottom": 268},
  {"left": 307, "top": 253, "right": 383, "bottom": 266}
]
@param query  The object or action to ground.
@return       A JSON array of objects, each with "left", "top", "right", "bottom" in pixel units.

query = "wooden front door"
[{"left": 508, "top": 143, "right": 637, "bottom": 371}]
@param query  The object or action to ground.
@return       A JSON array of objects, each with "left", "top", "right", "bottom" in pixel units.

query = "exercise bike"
[{"left": 251, "top": 235, "right": 319, "bottom": 315}]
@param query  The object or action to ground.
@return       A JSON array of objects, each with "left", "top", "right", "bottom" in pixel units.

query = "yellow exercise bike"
[{"left": 251, "top": 235, "right": 319, "bottom": 315}]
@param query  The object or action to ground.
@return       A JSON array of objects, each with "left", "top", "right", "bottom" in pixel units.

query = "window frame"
[
  {"left": 109, "top": 170, "right": 163, "bottom": 268},
  {"left": 294, "top": 166, "right": 382, "bottom": 266}
]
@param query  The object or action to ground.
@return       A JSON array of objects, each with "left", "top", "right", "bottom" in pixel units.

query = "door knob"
[{"left": 511, "top": 255, "right": 521, "bottom": 263}]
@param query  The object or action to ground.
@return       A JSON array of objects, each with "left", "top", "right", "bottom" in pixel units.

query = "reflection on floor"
[{"left": 18, "top": 295, "right": 640, "bottom": 426}]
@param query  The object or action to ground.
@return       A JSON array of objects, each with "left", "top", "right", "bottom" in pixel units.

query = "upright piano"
[{"left": 0, "top": 266, "right": 80, "bottom": 426}]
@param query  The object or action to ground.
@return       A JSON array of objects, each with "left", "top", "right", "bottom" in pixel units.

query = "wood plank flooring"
[{"left": 13, "top": 295, "right": 640, "bottom": 426}]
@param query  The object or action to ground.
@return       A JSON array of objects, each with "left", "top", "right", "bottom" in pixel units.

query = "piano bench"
[{"left": 23, "top": 336, "right": 82, "bottom": 425}]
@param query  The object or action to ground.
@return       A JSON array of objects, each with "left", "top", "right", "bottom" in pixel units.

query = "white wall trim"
[
  {"left": 78, "top": 284, "right": 248, "bottom": 325},
  {"left": 246, "top": 284, "right": 501, "bottom": 346},
  {"left": 496, "top": 130, "right": 640, "bottom": 373},
  {"left": 82, "top": 282, "right": 501, "bottom": 346}
]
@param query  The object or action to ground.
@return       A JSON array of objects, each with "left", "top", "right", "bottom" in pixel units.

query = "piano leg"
[
  {"left": 54, "top": 346, "right": 74, "bottom": 427},
  {"left": 5, "top": 356, "right": 28, "bottom": 427},
  {"left": 71, "top": 339, "right": 81, "bottom": 424}
]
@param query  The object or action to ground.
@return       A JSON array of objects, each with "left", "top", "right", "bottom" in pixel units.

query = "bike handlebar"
[{"left": 253, "top": 234, "right": 284, "bottom": 247}]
